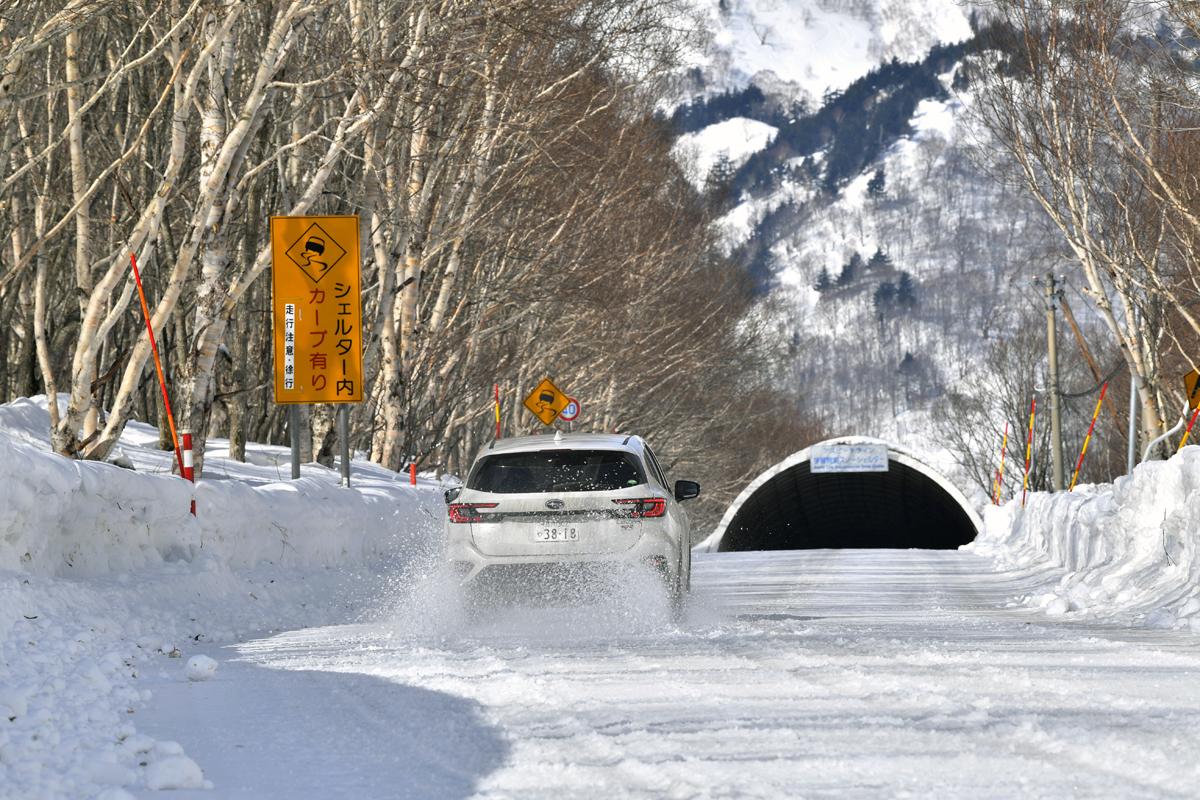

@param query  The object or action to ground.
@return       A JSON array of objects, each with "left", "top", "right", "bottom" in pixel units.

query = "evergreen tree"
[
  {"left": 836, "top": 254, "right": 860, "bottom": 286},
  {"left": 896, "top": 271, "right": 918, "bottom": 308},
  {"left": 868, "top": 247, "right": 893, "bottom": 271},
  {"left": 873, "top": 281, "right": 897, "bottom": 312},
  {"left": 814, "top": 266, "right": 833, "bottom": 293},
  {"left": 705, "top": 154, "right": 736, "bottom": 196},
  {"left": 867, "top": 167, "right": 886, "bottom": 198}
]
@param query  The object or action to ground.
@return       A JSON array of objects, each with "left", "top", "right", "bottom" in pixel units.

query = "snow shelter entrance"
[{"left": 700, "top": 438, "right": 980, "bottom": 552}]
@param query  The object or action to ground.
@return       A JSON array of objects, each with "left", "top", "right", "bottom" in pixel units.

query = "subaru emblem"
[{"left": 545, "top": 499, "right": 565, "bottom": 510}]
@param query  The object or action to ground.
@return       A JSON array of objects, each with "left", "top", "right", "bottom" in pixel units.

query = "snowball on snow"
[
  {"left": 186, "top": 654, "right": 218, "bottom": 681},
  {"left": 1044, "top": 597, "right": 1071, "bottom": 616},
  {"left": 144, "top": 755, "right": 206, "bottom": 790},
  {"left": 96, "top": 789, "right": 138, "bottom": 800}
]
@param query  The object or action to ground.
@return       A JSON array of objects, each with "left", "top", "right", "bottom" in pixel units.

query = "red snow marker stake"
[
  {"left": 494, "top": 383, "right": 502, "bottom": 439},
  {"left": 131, "top": 250, "right": 189, "bottom": 506},
  {"left": 1069, "top": 381, "right": 1108, "bottom": 491},
  {"left": 131, "top": 252, "right": 186, "bottom": 483},
  {"left": 181, "top": 431, "right": 196, "bottom": 516},
  {"left": 993, "top": 422, "right": 1010, "bottom": 505},
  {"left": 410, "top": 463, "right": 417, "bottom": 486},
  {"left": 1178, "top": 406, "right": 1200, "bottom": 453},
  {"left": 1022, "top": 397, "right": 1037, "bottom": 507}
]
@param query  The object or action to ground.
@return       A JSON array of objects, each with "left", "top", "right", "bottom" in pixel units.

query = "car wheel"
[{"left": 668, "top": 559, "right": 686, "bottom": 621}]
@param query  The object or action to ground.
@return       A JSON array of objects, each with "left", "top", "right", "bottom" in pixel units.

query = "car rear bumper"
[{"left": 446, "top": 529, "right": 678, "bottom": 586}]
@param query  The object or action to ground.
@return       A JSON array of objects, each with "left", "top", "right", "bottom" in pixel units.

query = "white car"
[{"left": 444, "top": 432, "right": 699, "bottom": 609}]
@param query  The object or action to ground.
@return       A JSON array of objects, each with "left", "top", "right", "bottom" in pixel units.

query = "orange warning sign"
[
  {"left": 523, "top": 378, "right": 569, "bottom": 426},
  {"left": 271, "top": 216, "right": 363, "bottom": 403}
]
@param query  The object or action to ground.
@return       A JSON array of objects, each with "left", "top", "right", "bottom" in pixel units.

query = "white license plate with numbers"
[{"left": 536, "top": 527, "right": 578, "bottom": 542}]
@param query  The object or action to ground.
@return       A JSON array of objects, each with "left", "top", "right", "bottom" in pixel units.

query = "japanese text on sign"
[{"left": 271, "top": 216, "right": 363, "bottom": 403}]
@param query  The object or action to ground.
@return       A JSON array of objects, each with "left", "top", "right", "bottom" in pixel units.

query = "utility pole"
[{"left": 1044, "top": 273, "right": 1065, "bottom": 491}]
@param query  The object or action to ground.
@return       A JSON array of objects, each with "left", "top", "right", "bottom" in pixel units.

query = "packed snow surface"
[{"left": 136, "top": 550, "right": 1200, "bottom": 798}]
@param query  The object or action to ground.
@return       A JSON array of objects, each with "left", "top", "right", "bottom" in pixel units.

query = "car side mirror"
[
  {"left": 674, "top": 480, "right": 700, "bottom": 502},
  {"left": 444, "top": 487, "right": 461, "bottom": 504}
]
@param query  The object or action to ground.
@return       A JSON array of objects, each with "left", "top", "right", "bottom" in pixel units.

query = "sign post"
[
  {"left": 337, "top": 405, "right": 351, "bottom": 487},
  {"left": 1185, "top": 368, "right": 1200, "bottom": 412},
  {"left": 271, "top": 215, "right": 363, "bottom": 484}
]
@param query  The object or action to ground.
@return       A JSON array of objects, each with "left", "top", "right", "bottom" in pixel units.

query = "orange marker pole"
[
  {"left": 1069, "top": 382, "right": 1108, "bottom": 491},
  {"left": 994, "top": 422, "right": 1010, "bottom": 505},
  {"left": 409, "top": 462, "right": 417, "bottom": 486},
  {"left": 494, "top": 383, "right": 501, "bottom": 439},
  {"left": 131, "top": 253, "right": 184, "bottom": 477},
  {"left": 1022, "top": 397, "right": 1037, "bottom": 507},
  {"left": 1177, "top": 406, "right": 1200, "bottom": 453}
]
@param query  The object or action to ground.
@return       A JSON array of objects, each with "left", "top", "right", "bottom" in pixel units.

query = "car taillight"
[
  {"left": 448, "top": 503, "right": 498, "bottom": 523},
  {"left": 613, "top": 497, "right": 667, "bottom": 518}
]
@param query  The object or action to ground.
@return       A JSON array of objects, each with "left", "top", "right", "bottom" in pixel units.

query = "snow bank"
[
  {"left": 0, "top": 396, "right": 444, "bottom": 798},
  {"left": 0, "top": 397, "right": 444, "bottom": 577},
  {"left": 970, "top": 446, "right": 1200, "bottom": 629}
]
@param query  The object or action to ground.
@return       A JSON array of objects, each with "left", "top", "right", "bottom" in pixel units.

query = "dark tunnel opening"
[{"left": 717, "top": 457, "right": 977, "bottom": 551}]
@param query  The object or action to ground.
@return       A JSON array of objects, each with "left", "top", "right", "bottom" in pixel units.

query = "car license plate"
[{"left": 536, "top": 527, "right": 578, "bottom": 542}]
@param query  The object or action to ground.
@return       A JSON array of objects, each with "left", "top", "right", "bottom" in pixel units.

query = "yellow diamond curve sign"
[
  {"left": 1186, "top": 368, "right": 1200, "bottom": 411},
  {"left": 271, "top": 215, "right": 363, "bottom": 404},
  {"left": 523, "top": 378, "right": 569, "bottom": 426}
]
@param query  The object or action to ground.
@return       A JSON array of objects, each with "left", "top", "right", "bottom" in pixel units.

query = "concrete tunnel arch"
[{"left": 698, "top": 437, "right": 982, "bottom": 552}]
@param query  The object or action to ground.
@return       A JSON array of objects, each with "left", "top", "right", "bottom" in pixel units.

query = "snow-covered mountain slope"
[
  {"left": 672, "top": 117, "right": 778, "bottom": 188},
  {"left": 687, "top": 0, "right": 974, "bottom": 108},
  {"left": 674, "top": 5, "right": 1075, "bottom": 495}
]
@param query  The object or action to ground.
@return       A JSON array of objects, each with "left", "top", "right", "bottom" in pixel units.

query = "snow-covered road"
[{"left": 135, "top": 550, "right": 1200, "bottom": 798}]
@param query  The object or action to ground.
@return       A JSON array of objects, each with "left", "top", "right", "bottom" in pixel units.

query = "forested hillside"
[
  {"left": 0, "top": 1, "right": 826, "bottom": 531},
  {"left": 672, "top": 0, "right": 1200, "bottom": 497}
]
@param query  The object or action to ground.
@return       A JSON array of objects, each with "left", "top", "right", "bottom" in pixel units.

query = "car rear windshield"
[{"left": 468, "top": 449, "right": 645, "bottom": 493}]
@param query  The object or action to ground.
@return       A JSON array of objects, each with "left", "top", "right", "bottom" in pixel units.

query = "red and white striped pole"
[
  {"left": 993, "top": 421, "right": 1009, "bottom": 505},
  {"left": 181, "top": 431, "right": 196, "bottom": 516},
  {"left": 494, "top": 383, "right": 501, "bottom": 439},
  {"left": 1022, "top": 396, "right": 1037, "bottom": 507},
  {"left": 1069, "top": 381, "right": 1108, "bottom": 492},
  {"left": 1177, "top": 406, "right": 1200, "bottom": 453}
]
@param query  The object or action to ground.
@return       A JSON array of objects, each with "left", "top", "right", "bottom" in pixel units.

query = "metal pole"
[
  {"left": 289, "top": 404, "right": 301, "bottom": 480},
  {"left": 1045, "top": 274, "right": 1065, "bottom": 491},
  {"left": 1144, "top": 413, "right": 1186, "bottom": 462},
  {"left": 338, "top": 404, "right": 351, "bottom": 487},
  {"left": 1127, "top": 371, "right": 1139, "bottom": 474}
]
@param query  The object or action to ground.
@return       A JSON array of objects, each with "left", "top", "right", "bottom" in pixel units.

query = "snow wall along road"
[{"left": 698, "top": 437, "right": 981, "bottom": 552}]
